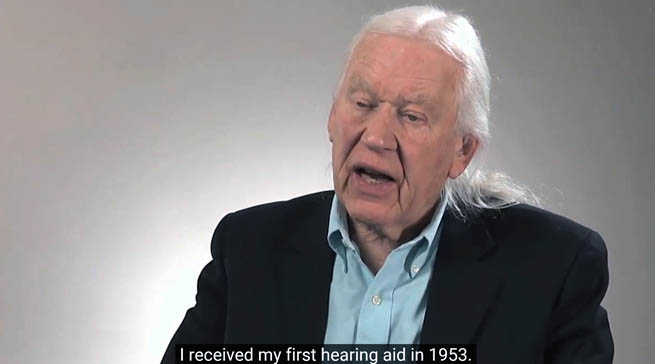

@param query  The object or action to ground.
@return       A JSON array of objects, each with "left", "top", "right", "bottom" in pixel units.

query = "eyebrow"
[
  {"left": 396, "top": 94, "right": 434, "bottom": 109},
  {"left": 346, "top": 76, "right": 375, "bottom": 97}
]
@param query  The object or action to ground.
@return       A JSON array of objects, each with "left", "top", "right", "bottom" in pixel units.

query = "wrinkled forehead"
[{"left": 341, "top": 33, "right": 462, "bottom": 102}]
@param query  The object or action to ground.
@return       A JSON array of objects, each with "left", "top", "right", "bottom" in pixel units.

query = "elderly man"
[{"left": 162, "top": 5, "right": 613, "bottom": 363}]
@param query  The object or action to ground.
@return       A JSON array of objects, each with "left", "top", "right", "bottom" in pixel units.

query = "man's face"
[{"left": 328, "top": 33, "right": 475, "bottom": 237}]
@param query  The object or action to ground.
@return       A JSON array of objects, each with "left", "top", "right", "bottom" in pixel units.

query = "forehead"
[{"left": 344, "top": 33, "right": 461, "bottom": 101}]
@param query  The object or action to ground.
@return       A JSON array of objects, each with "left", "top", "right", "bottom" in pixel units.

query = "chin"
[{"left": 343, "top": 198, "right": 395, "bottom": 227}]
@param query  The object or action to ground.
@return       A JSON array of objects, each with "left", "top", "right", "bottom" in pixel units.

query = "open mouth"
[{"left": 354, "top": 166, "right": 394, "bottom": 184}]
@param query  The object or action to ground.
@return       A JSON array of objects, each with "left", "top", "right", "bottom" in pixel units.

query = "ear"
[{"left": 448, "top": 134, "right": 479, "bottom": 179}]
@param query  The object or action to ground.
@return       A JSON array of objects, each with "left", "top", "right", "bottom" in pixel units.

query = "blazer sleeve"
[
  {"left": 161, "top": 213, "right": 233, "bottom": 364},
  {"left": 545, "top": 230, "right": 614, "bottom": 364}
]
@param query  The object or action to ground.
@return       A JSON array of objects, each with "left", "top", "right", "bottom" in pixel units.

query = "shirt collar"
[{"left": 327, "top": 193, "right": 448, "bottom": 276}]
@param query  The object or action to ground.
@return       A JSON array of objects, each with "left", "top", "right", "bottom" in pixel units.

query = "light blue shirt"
[{"left": 323, "top": 194, "right": 448, "bottom": 344}]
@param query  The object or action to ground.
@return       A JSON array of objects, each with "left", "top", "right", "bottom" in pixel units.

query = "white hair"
[{"left": 339, "top": 5, "right": 539, "bottom": 219}]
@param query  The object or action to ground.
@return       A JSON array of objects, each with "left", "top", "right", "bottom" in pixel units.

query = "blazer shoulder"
[
  {"left": 479, "top": 203, "right": 604, "bottom": 255},
  {"left": 210, "top": 190, "right": 334, "bottom": 253},
  {"left": 227, "top": 190, "right": 334, "bottom": 225}
]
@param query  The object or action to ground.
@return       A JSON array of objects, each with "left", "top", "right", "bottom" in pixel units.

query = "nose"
[{"left": 361, "top": 104, "right": 397, "bottom": 151}]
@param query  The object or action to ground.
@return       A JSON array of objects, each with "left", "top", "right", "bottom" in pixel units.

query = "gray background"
[{"left": 1, "top": 0, "right": 653, "bottom": 363}]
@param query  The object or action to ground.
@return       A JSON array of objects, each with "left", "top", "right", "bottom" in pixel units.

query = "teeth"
[
  {"left": 361, "top": 171, "right": 387, "bottom": 184},
  {"left": 357, "top": 166, "right": 391, "bottom": 177}
]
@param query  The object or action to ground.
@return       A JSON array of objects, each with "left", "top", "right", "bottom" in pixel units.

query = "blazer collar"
[
  {"left": 420, "top": 208, "right": 501, "bottom": 344},
  {"left": 277, "top": 190, "right": 335, "bottom": 344}
]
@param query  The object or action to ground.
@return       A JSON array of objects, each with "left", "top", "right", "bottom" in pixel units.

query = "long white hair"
[{"left": 340, "top": 5, "right": 539, "bottom": 219}]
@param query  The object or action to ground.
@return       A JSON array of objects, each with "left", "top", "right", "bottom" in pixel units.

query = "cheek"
[
  {"left": 330, "top": 123, "right": 348, "bottom": 163},
  {"left": 402, "top": 138, "right": 454, "bottom": 190},
  {"left": 330, "top": 113, "right": 360, "bottom": 181},
  {"left": 331, "top": 110, "right": 362, "bottom": 154}
]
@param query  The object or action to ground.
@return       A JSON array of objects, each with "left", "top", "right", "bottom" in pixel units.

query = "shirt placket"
[{"left": 354, "top": 250, "right": 404, "bottom": 344}]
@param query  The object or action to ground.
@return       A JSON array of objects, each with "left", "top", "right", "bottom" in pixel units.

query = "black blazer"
[{"left": 162, "top": 191, "right": 613, "bottom": 364}]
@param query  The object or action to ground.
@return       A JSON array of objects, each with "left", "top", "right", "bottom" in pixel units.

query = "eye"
[
  {"left": 355, "top": 100, "right": 371, "bottom": 109},
  {"left": 405, "top": 114, "right": 419, "bottom": 122},
  {"left": 401, "top": 112, "right": 424, "bottom": 123}
]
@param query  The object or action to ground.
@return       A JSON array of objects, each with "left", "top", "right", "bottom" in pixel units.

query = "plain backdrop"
[{"left": 1, "top": 1, "right": 653, "bottom": 363}]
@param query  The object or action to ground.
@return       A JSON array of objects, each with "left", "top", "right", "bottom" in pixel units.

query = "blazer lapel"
[
  {"left": 421, "top": 208, "right": 501, "bottom": 344},
  {"left": 276, "top": 191, "right": 335, "bottom": 344}
]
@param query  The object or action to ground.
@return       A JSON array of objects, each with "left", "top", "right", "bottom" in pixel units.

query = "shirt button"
[
  {"left": 411, "top": 264, "right": 420, "bottom": 273},
  {"left": 371, "top": 295, "right": 382, "bottom": 305}
]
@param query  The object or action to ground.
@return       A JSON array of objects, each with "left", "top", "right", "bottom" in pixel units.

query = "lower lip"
[{"left": 352, "top": 171, "right": 396, "bottom": 196}]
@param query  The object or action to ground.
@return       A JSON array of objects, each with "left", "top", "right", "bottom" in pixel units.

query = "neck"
[{"left": 348, "top": 202, "right": 438, "bottom": 273}]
